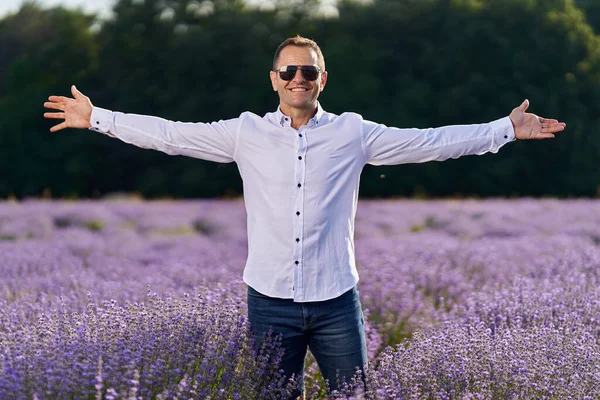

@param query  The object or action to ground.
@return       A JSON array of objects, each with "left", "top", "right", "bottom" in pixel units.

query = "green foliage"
[
  {"left": 1, "top": 0, "right": 600, "bottom": 198},
  {"left": 84, "top": 219, "right": 104, "bottom": 232}
]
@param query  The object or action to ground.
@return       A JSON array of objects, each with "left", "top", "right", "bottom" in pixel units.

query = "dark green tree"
[
  {"left": 1, "top": 0, "right": 600, "bottom": 198},
  {"left": 0, "top": 3, "right": 99, "bottom": 197}
]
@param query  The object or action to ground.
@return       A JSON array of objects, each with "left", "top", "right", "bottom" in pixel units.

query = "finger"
[
  {"left": 539, "top": 127, "right": 562, "bottom": 136},
  {"left": 50, "top": 122, "right": 68, "bottom": 132},
  {"left": 544, "top": 125, "right": 565, "bottom": 133},
  {"left": 48, "top": 95, "right": 70, "bottom": 103},
  {"left": 536, "top": 133, "right": 555, "bottom": 139},
  {"left": 71, "top": 85, "right": 84, "bottom": 100},
  {"left": 538, "top": 117, "right": 559, "bottom": 123},
  {"left": 44, "top": 112, "right": 65, "bottom": 119},
  {"left": 44, "top": 102, "right": 65, "bottom": 111},
  {"left": 541, "top": 122, "right": 565, "bottom": 130},
  {"left": 518, "top": 99, "right": 529, "bottom": 112},
  {"left": 539, "top": 118, "right": 559, "bottom": 125}
]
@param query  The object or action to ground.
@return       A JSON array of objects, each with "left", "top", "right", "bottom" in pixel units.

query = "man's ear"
[
  {"left": 270, "top": 71, "right": 278, "bottom": 92},
  {"left": 319, "top": 71, "right": 328, "bottom": 92}
]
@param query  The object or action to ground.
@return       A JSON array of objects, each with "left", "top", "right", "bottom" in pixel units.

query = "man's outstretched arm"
[
  {"left": 362, "top": 100, "right": 566, "bottom": 166},
  {"left": 44, "top": 85, "right": 239, "bottom": 163}
]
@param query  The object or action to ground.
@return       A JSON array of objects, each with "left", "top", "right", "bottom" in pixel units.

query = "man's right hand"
[{"left": 44, "top": 85, "right": 93, "bottom": 132}]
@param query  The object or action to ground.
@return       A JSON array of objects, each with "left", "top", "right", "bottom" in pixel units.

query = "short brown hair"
[{"left": 272, "top": 36, "right": 325, "bottom": 71}]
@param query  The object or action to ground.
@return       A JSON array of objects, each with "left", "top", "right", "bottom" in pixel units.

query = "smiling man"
[
  {"left": 270, "top": 39, "right": 327, "bottom": 129},
  {"left": 44, "top": 36, "right": 566, "bottom": 399}
]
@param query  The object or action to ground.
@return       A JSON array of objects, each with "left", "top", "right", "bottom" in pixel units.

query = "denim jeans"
[{"left": 247, "top": 285, "right": 367, "bottom": 398}]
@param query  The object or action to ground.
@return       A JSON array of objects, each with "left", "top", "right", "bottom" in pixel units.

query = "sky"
[
  {"left": 0, "top": 0, "right": 115, "bottom": 18},
  {"left": 0, "top": 0, "right": 342, "bottom": 21}
]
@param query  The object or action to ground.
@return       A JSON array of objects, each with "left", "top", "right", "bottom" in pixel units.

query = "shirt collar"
[{"left": 275, "top": 102, "right": 326, "bottom": 127}]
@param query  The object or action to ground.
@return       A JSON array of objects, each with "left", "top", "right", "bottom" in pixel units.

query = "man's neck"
[{"left": 280, "top": 104, "right": 318, "bottom": 130}]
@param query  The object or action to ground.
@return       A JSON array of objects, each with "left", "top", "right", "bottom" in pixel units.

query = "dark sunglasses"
[{"left": 275, "top": 65, "right": 322, "bottom": 81}]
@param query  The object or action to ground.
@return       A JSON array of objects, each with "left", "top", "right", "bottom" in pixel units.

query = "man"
[{"left": 44, "top": 36, "right": 565, "bottom": 398}]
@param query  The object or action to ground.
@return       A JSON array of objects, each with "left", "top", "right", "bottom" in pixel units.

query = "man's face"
[{"left": 270, "top": 46, "right": 327, "bottom": 113}]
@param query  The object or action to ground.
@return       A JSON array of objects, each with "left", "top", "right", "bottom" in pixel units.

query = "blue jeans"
[{"left": 247, "top": 285, "right": 367, "bottom": 398}]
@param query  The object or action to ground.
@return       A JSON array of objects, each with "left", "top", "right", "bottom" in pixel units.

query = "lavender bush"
[
  {"left": 1, "top": 199, "right": 600, "bottom": 398},
  {"left": 1, "top": 286, "right": 294, "bottom": 399},
  {"left": 370, "top": 270, "right": 600, "bottom": 399}
]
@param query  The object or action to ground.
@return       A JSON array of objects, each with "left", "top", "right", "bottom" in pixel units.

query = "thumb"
[
  {"left": 71, "top": 85, "right": 83, "bottom": 100},
  {"left": 518, "top": 99, "right": 529, "bottom": 112}
]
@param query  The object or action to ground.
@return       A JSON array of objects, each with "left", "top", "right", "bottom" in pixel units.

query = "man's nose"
[{"left": 291, "top": 69, "right": 305, "bottom": 82}]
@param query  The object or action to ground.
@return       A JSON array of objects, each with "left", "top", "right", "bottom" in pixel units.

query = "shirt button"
[
  {"left": 296, "top": 211, "right": 300, "bottom": 216},
  {"left": 96, "top": 121, "right": 100, "bottom": 124},
  {"left": 504, "top": 135, "right": 508, "bottom": 139},
  {"left": 299, "top": 134, "right": 303, "bottom": 137},
  {"left": 296, "top": 238, "right": 300, "bottom": 242},
  {"left": 298, "top": 156, "right": 302, "bottom": 160},
  {"left": 297, "top": 183, "right": 301, "bottom": 188},
  {"left": 295, "top": 261, "right": 299, "bottom": 265}
]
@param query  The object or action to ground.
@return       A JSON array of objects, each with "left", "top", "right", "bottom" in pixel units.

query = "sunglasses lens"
[
  {"left": 301, "top": 67, "right": 319, "bottom": 81},
  {"left": 279, "top": 66, "right": 298, "bottom": 81}
]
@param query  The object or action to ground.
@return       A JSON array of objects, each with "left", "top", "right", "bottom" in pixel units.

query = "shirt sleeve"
[
  {"left": 362, "top": 116, "right": 515, "bottom": 166},
  {"left": 88, "top": 107, "right": 240, "bottom": 163}
]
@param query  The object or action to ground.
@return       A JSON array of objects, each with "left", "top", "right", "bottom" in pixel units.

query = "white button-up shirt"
[{"left": 90, "top": 103, "right": 515, "bottom": 302}]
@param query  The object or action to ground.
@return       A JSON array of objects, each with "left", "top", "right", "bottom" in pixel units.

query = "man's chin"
[{"left": 284, "top": 100, "right": 317, "bottom": 110}]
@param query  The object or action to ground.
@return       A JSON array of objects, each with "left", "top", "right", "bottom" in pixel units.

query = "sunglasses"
[{"left": 275, "top": 65, "right": 322, "bottom": 81}]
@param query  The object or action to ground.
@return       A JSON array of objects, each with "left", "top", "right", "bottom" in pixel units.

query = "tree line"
[{"left": 1, "top": 0, "right": 599, "bottom": 199}]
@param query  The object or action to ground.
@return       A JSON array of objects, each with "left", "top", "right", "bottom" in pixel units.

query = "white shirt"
[{"left": 89, "top": 103, "right": 515, "bottom": 302}]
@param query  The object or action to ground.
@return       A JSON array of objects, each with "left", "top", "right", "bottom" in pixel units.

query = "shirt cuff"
[
  {"left": 89, "top": 107, "right": 115, "bottom": 136},
  {"left": 490, "top": 116, "right": 515, "bottom": 147}
]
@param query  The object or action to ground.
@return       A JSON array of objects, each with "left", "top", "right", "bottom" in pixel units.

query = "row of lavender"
[{"left": 1, "top": 199, "right": 600, "bottom": 398}]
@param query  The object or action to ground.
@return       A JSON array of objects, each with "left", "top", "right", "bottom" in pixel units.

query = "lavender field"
[{"left": 1, "top": 199, "right": 600, "bottom": 399}]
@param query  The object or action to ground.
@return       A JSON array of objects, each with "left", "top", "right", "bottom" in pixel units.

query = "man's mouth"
[{"left": 290, "top": 87, "right": 309, "bottom": 92}]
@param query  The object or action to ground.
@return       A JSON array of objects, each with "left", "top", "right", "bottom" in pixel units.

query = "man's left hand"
[{"left": 509, "top": 99, "right": 566, "bottom": 140}]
